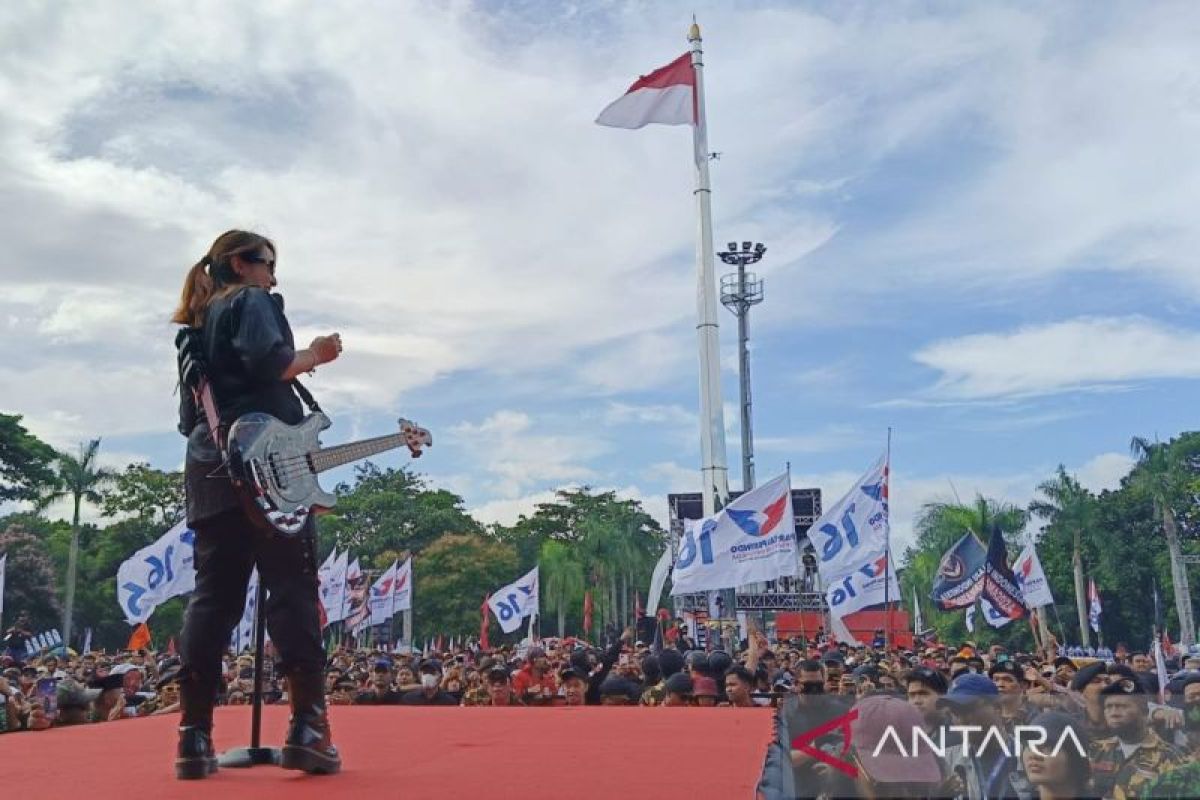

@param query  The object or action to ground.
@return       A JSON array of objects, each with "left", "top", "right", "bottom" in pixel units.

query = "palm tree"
[
  {"left": 1029, "top": 466, "right": 1095, "bottom": 647},
  {"left": 36, "top": 439, "right": 114, "bottom": 646},
  {"left": 1129, "top": 436, "right": 1196, "bottom": 647},
  {"left": 540, "top": 540, "right": 585, "bottom": 637}
]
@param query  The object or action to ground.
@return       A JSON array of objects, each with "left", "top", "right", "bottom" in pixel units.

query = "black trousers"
[{"left": 179, "top": 508, "right": 324, "bottom": 714}]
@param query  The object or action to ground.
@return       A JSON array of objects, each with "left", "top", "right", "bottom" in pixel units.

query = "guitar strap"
[{"left": 290, "top": 379, "right": 322, "bottom": 414}]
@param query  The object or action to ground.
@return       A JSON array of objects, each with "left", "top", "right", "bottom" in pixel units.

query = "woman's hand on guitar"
[{"left": 310, "top": 333, "right": 343, "bottom": 365}]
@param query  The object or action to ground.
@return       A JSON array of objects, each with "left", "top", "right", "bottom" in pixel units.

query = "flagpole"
[
  {"left": 884, "top": 427, "right": 893, "bottom": 651},
  {"left": 688, "top": 20, "right": 730, "bottom": 517}
]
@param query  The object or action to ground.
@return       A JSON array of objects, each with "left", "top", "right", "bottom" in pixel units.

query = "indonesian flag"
[{"left": 596, "top": 52, "right": 695, "bottom": 129}]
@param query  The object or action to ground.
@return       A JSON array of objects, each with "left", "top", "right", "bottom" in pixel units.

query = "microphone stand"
[{"left": 219, "top": 581, "right": 281, "bottom": 768}]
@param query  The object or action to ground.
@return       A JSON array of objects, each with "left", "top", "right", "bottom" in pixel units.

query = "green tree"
[
  {"left": 1128, "top": 435, "right": 1198, "bottom": 646},
  {"left": 36, "top": 439, "right": 115, "bottom": 646},
  {"left": 100, "top": 463, "right": 184, "bottom": 528},
  {"left": 321, "top": 463, "right": 481, "bottom": 566},
  {"left": 1029, "top": 466, "right": 1096, "bottom": 647},
  {"left": 0, "top": 413, "right": 56, "bottom": 503},
  {"left": 413, "top": 533, "right": 517, "bottom": 643},
  {"left": 0, "top": 524, "right": 61, "bottom": 631},
  {"left": 540, "top": 539, "right": 585, "bottom": 637}
]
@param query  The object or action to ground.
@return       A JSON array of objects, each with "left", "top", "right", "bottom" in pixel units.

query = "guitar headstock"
[{"left": 398, "top": 418, "right": 433, "bottom": 458}]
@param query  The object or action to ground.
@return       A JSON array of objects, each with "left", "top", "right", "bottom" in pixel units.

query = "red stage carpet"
[{"left": 8, "top": 705, "right": 775, "bottom": 799}]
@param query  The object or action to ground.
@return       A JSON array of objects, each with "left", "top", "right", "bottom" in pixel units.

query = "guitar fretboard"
[{"left": 310, "top": 434, "right": 405, "bottom": 473}]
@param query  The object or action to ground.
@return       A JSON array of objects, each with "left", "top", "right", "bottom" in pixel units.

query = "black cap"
[
  {"left": 419, "top": 659, "right": 442, "bottom": 674},
  {"left": 559, "top": 667, "right": 585, "bottom": 683},
  {"left": 599, "top": 676, "right": 634, "bottom": 698},
  {"left": 665, "top": 672, "right": 694, "bottom": 696},
  {"left": 486, "top": 666, "right": 510, "bottom": 684},
  {"left": 1069, "top": 662, "right": 1106, "bottom": 692}
]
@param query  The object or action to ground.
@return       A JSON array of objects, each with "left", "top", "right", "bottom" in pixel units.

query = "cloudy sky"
[{"left": 4, "top": 1, "right": 1199, "bottom": 548}]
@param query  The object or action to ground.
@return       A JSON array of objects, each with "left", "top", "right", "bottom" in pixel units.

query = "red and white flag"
[{"left": 596, "top": 53, "right": 695, "bottom": 129}]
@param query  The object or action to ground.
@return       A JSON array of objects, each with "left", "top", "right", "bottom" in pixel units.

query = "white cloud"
[
  {"left": 912, "top": 317, "right": 1200, "bottom": 401},
  {"left": 1074, "top": 451, "right": 1135, "bottom": 494}
]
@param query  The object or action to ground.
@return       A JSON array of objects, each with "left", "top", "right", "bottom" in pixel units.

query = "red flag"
[
  {"left": 126, "top": 623, "right": 151, "bottom": 652},
  {"left": 317, "top": 601, "right": 328, "bottom": 631},
  {"left": 583, "top": 591, "right": 594, "bottom": 634},
  {"left": 479, "top": 595, "right": 491, "bottom": 651}
]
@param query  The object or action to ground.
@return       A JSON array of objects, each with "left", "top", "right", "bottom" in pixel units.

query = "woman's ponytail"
[{"left": 171, "top": 258, "right": 216, "bottom": 326}]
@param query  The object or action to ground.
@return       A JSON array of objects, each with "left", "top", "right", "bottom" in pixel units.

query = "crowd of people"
[{"left": 4, "top": 618, "right": 1200, "bottom": 799}]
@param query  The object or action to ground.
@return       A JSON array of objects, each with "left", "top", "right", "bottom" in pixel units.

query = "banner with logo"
[
  {"left": 321, "top": 550, "right": 349, "bottom": 624},
  {"left": 1088, "top": 577, "right": 1102, "bottom": 633},
  {"left": 488, "top": 566, "right": 540, "bottom": 633},
  {"left": 367, "top": 560, "right": 401, "bottom": 627},
  {"left": 343, "top": 559, "right": 370, "bottom": 631},
  {"left": 1012, "top": 543, "right": 1055, "bottom": 608},
  {"left": 980, "top": 527, "right": 1027, "bottom": 622},
  {"left": 804, "top": 455, "right": 889, "bottom": 584},
  {"left": 671, "top": 473, "right": 797, "bottom": 595},
  {"left": 116, "top": 520, "right": 198, "bottom": 624},
  {"left": 392, "top": 557, "right": 413, "bottom": 612},
  {"left": 931, "top": 532, "right": 988, "bottom": 610},
  {"left": 801, "top": 456, "right": 893, "bottom": 644}
]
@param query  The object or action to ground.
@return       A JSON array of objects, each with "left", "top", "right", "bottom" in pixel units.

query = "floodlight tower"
[{"left": 719, "top": 241, "right": 765, "bottom": 491}]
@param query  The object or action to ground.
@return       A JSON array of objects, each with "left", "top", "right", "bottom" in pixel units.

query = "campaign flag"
[
  {"left": 1012, "top": 543, "right": 1055, "bottom": 609},
  {"left": 965, "top": 604, "right": 977, "bottom": 633},
  {"left": 116, "top": 520, "right": 198, "bottom": 624},
  {"left": 392, "top": 557, "right": 413, "bottom": 612},
  {"left": 127, "top": 622, "right": 151, "bottom": 651},
  {"left": 980, "top": 527, "right": 1027, "bottom": 622},
  {"left": 595, "top": 52, "right": 695, "bottom": 129},
  {"left": 488, "top": 566, "right": 540, "bottom": 634},
  {"left": 646, "top": 545, "right": 672, "bottom": 618},
  {"left": 801, "top": 457, "right": 894, "bottom": 644},
  {"left": 805, "top": 455, "right": 889, "bottom": 584},
  {"left": 981, "top": 597, "right": 1016, "bottom": 629},
  {"left": 1088, "top": 577, "right": 1102, "bottom": 634},
  {"left": 367, "top": 561, "right": 399, "bottom": 627},
  {"left": 0, "top": 553, "right": 6, "bottom": 626},
  {"left": 321, "top": 550, "right": 349, "bottom": 624},
  {"left": 672, "top": 473, "right": 797, "bottom": 595},
  {"left": 344, "top": 559, "right": 370, "bottom": 632},
  {"left": 931, "top": 532, "right": 988, "bottom": 610}
]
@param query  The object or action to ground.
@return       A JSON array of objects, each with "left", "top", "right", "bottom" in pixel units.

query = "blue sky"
[{"left": 3, "top": 1, "right": 1199, "bottom": 548}]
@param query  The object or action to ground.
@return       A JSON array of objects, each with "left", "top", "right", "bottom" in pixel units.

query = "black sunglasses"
[{"left": 240, "top": 252, "right": 276, "bottom": 271}]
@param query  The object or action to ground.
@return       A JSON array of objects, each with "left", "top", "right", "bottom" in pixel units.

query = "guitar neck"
[{"left": 310, "top": 433, "right": 406, "bottom": 473}]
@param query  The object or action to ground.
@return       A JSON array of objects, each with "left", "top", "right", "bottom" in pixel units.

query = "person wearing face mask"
[
  {"left": 400, "top": 660, "right": 458, "bottom": 706},
  {"left": 781, "top": 659, "right": 853, "bottom": 800}
]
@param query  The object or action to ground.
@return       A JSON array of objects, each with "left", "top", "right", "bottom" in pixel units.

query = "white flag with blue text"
[
  {"left": 116, "top": 520, "right": 197, "bottom": 624},
  {"left": 321, "top": 550, "right": 349, "bottom": 624},
  {"left": 488, "top": 566, "right": 539, "bottom": 634},
  {"left": 803, "top": 454, "right": 896, "bottom": 644},
  {"left": 670, "top": 473, "right": 797, "bottom": 595}
]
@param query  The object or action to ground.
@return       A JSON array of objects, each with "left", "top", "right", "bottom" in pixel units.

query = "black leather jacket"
[{"left": 178, "top": 287, "right": 304, "bottom": 526}]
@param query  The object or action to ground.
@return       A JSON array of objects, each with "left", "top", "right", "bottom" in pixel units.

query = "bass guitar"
[{"left": 226, "top": 412, "right": 432, "bottom": 535}]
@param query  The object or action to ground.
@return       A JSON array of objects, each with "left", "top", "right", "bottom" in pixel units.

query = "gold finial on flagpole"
[{"left": 688, "top": 17, "right": 701, "bottom": 42}]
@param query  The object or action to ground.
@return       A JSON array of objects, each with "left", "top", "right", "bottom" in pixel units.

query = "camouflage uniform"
[
  {"left": 639, "top": 680, "right": 666, "bottom": 707},
  {"left": 1139, "top": 760, "right": 1200, "bottom": 800},
  {"left": 460, "top": 684, "right": 490, "bottom": 707},
  {"left": 1090, "top": 730, "right": 1188, "bottom": 800}
]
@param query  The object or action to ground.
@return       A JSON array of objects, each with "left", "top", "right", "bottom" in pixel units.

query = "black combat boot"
[
  {"left": 281, "top": 671, "right": 341, "bottom": 775},
  {"left": 176, "top": 672, "right": 219, "bottom": 780}
]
